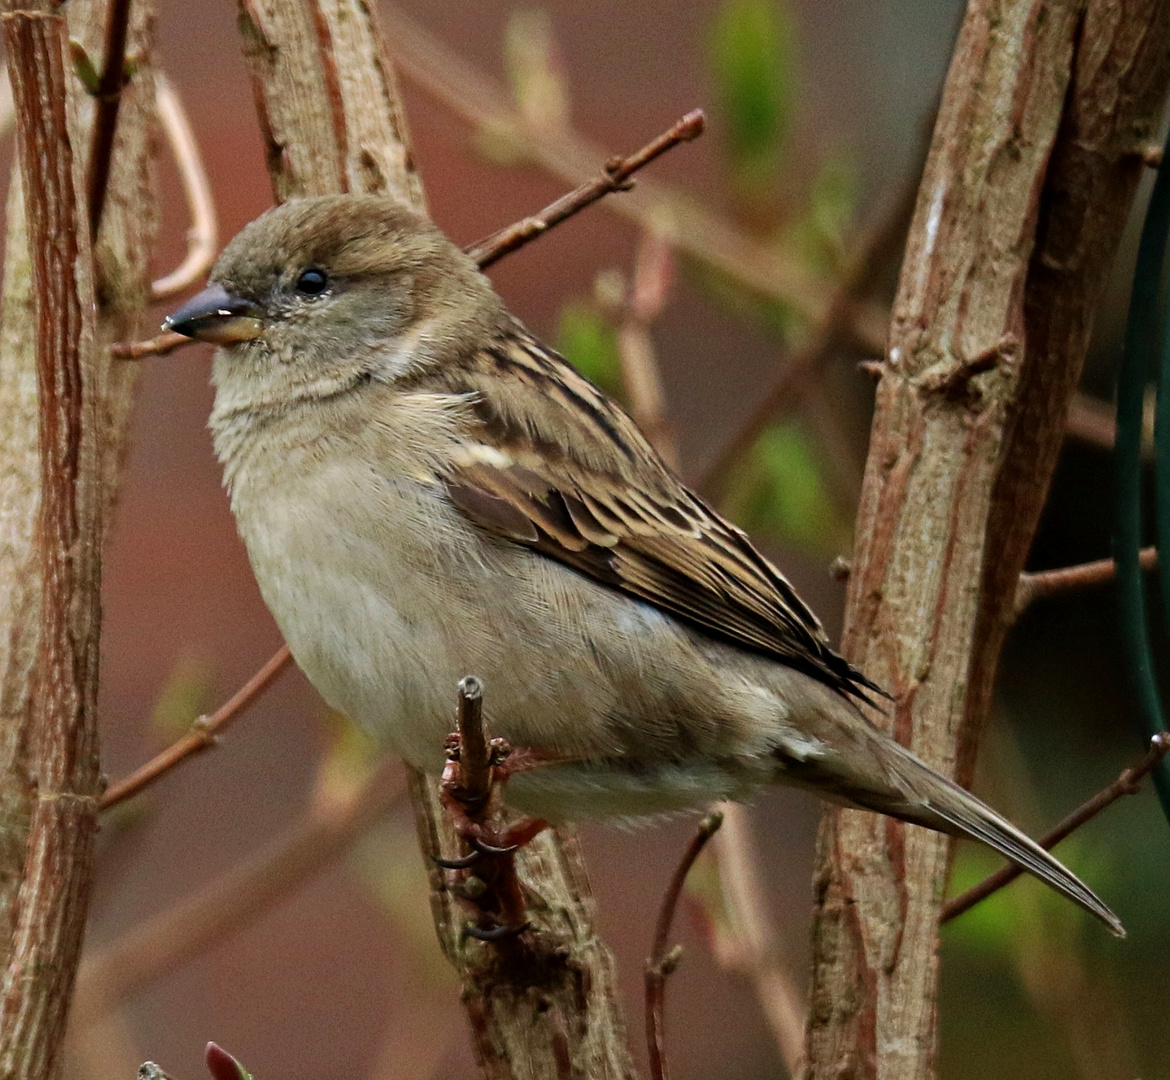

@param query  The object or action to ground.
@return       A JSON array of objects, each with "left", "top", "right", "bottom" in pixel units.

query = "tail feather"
[{"left": 871, "top": 746, "right": 1125, "bottom": 938}]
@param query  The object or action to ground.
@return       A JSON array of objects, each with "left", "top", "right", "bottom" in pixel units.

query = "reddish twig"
[
  {"left": 150, "top": 74, "right": 218, "bottom": 300},
  {"left": 453, "top": 675, "right": 490, "bottom": 804},
  {"left": 109, "top": 329, "right": 193, "bottom": 360},
  {"left": 1013, "top": 546, "right": 1157, "bottom": 619},
  {"left": 645, "top": 811, "right": 723, "bottom": 1080},
  {"left": 86, "top": 0, "right": 133, "bottom": 236},
  {"left": 0, "top": 14, "right": 103, "bottom": 1078},
  {"left": 466, "top": 109, "right": 705, "bottom": 269},
  {"left": 942, "top": 733, "right": 1170, "bottom": 924},
  {"left": 100, "top": 644, "right": 293, "bottom": 810}
]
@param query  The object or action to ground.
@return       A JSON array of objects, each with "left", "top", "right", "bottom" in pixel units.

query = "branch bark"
[
  {"left": 0, "top": 16, "right": 102, "bottom": 1077},
  {"left": 803, "top": 2, "right": 1170, "bottom": 1078},
  {"left": 235, "top": 3, "right": 636, "bottom": 1076},
  {"left": 0, "top": 0, "right": 159, "bottom": 981}
]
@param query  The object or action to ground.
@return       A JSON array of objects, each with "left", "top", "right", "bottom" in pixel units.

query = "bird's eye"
[{"left": 295, "top": 268, "right": 329, "bottom": 296}]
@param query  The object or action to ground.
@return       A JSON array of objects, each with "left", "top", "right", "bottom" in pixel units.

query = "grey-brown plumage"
[{"left": 164, "top": 194, "right": 1123, "bottom": 937}]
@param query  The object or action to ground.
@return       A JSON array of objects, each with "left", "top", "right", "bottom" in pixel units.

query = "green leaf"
[
  {"left": 556, "top": 301, "right": 624, "bottom": 400},
  {"left": 721, "top": 419, "right": 847, "bottom": 556},
  {"left": 708, "top": 0, "right": 795, "bottom": 200}
]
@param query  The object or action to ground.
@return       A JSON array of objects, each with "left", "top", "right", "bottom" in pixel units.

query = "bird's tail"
[{"left": 843, "top": 739, "right": 1124, "bottom": 937}]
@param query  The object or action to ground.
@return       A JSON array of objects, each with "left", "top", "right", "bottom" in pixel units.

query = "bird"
[{"left": 163, "top": 193, "right": 1123, "bottom": 937}]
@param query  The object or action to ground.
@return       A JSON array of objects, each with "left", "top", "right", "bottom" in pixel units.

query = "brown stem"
[
  {"left": 1013, "top": 547, "right": 1158, "bottom": 619},
  {"left": 86, "top": 0, "right": 133, "bottom": 235},
  {"left": 942, "top": 733, "right": 1170, "bottom": 924},
  {"left": 645, "top": 811, "right": 722, "bottom": 1080},
  {"left": 100, "top": 644, "right": 292, "bottom": 810},
  {"left": 467, "top": 110, "right": 704, "bottom": 269},
  {"left": 0, "top": 14, "right": 102, "bottom": 1078},
  {"left": 109, "top": 329, "right": 192, "bottom": 360},
  {"left": 73, "top": 758, "right": 405, "bottom": 1026}
]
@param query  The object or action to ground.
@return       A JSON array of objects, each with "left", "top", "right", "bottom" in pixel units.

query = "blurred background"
[{"left": 29, "top": 1, "right": 1169, "bottom": 1077}]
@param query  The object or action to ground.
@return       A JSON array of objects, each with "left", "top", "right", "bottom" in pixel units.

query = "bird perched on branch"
[{"left": 165, "top": 194, "right": 1122, "bottom": 936}]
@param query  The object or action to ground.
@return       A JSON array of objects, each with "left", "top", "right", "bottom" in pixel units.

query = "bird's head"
[{"left": 165, "top": 195, "right": 507, "bottom": 413}]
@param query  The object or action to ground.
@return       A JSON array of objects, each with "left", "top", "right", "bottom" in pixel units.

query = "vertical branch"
[
  {"left": 0, "top": 0, "right": 158, "bottom": 981},
  {"left": 235, "top": 4, "right": 636, "bottom": 1077},
  {"left": 0, "top": 15, "right": 102, "bottom": 1080},
  {"left": 803, "top": 2, "right": 1170, "bottom": 1079}
]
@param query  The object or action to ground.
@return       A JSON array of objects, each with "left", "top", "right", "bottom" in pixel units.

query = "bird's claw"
[
  {"left": 432, "top": 849, "right": 483, "bottom": 869},
  {"left": 465, "top": 919, "right": 530, "bottom": 942}
]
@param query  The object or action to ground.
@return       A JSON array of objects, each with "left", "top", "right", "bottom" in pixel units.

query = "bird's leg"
[{"left": 435, "top": 734, "right": 550, "bottom": 940}]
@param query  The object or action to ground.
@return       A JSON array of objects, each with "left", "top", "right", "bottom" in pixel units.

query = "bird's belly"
[{"left": 231, "top": 463, "right": 791, "bottom": 817}]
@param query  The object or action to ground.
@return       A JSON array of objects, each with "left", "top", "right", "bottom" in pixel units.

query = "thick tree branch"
[
  {"left": 804, "top": 3, "right": 1170, "bottom": 1078},
  {"left": 235, "top": 3, "right": 636, "bottom": 1076},
  {"left": 0, "top": 16, "right": 102, "bottom": 1077}
]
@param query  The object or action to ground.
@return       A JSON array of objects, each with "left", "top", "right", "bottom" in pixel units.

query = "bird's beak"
[{"left": 163, "top": 285, "right": 265, "bottom": 344}]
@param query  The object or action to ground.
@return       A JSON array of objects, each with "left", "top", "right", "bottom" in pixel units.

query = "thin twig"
[
  {"left": 150, "top": 73, "right": 217, "bottom": 300},
  {"left": 1, "top": 15, "right": 103, "bottom": 1078},
  {"left": 109, "top": 329, "right": 192, "bottom": 360},
  {"left": 74, "top": 757, "right": 405, "bottom": 1026},
  {"left": 942, "top": 733, "right": 1170, "bottom": 924},
  {"left": 100, "top": 645, "right": 293, "bottom": 810},
  {"left": 645, "top": 811, "right": 723, "bottom": 1080},
  {"left": 468, "top": 110, "right": 704, "bottom": 268},
  {"left": 86, "top": 0, "right": 134, "bottom": 236},
  {"left": 1013, "top": 546, "right": 1157, "bottom": 619}
]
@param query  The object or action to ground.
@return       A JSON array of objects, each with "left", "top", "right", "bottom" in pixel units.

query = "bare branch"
[
  {"left": 109, "top": 329, "right": 192, "bottom": 360},
  {"left": 0, "top": 15, "right": 102, "bottom": 1077},
  {"left": 74, "top": 757, "right": 405, "bottom": 1026},
  {"left": 942, "top": 733, "right": 1170, "bottom": 924},
  {"left": 1013, "top": 547, "right": 1157, "bottom": 619},
  {"left": 86, "top": 0, "right": 133, "bottom": 235},
  {"left": 100, "top": 645, "right": 293, "bottom": 810},
  {"left": 149, "top": 73, "right": 217, "bottom": 300},
  {"left": 467, "top": 110, "right": 704, "bottom": 269},
  {"left": 452, "top": 675, "right": 490, "bottom": 804},
  {"left": 645, "top": 811, "right": 722, "bottom": 1080}
]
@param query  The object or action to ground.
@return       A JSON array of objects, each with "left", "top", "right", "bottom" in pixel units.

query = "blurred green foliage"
[
  {"left": 721, "top": 419, "right": 850, "bottom": 556},
  {"left": 784, "top": 152, "right": 857, "bottom": 276},
  {"left": 708, "top": 0, "right": 795, "bottom": 205},
  {"left": 149, "top": 653, "right": 214, "bottom": 742},
  {"left": 556, "top": 300, "right": 625, "bottom": 400}
]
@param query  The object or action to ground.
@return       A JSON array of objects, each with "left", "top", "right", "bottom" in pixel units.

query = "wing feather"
[{"left": 434, "top": 324, "right": 884, "bottom": 705}]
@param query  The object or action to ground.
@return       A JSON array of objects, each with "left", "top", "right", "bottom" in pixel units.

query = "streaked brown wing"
[{"left": 436, "top": 326, "right": 883, "bottom": 705}]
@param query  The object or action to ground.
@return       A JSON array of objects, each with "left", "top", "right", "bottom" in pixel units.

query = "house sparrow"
[{"left": 164, "top": 194, "right": 1122, "bottom": 936}]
